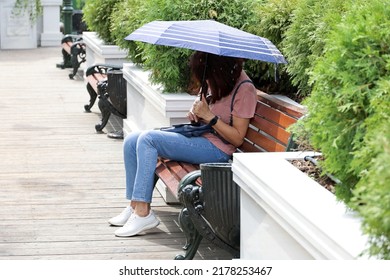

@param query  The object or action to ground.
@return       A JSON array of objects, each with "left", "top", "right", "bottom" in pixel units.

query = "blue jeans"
[{"left": 123, "top": 130, "right": 231, "bottom": 203}]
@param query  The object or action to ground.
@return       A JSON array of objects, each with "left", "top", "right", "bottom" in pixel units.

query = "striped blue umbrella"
[{"left": 125, "top": 20, "right": 287, "bottom": 64}]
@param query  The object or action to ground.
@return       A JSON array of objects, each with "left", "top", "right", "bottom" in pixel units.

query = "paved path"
[{"left": 0, "top": 47, "right": 229, "bottom": 260}]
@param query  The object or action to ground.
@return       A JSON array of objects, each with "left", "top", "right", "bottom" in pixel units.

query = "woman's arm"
[
  {"left": 192, "top": 98, "right": 250, "bottom": 147},
  {"left": 210, "top": 115, "right": 250, "bottom": 147}
]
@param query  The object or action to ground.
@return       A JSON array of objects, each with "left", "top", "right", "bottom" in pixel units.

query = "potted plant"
[
  {"left": 297, "top": 0, "right": 390, "bottom": 259},
  {"left": 81, "top": 0, "right": 128, "bottom": 69},
  {"left": 233, "top": 151, "right": 369, "bottom": 259}
]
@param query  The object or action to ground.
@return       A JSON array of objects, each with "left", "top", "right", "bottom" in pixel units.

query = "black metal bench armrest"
[
  {"left": 85, "top": 64, "right": 123, "bottom": 76},
  {"left": 178, "top": 170, "right": 201, "bottom": 201},
  {"left": 61, "top": 34, "right": 83, "bottom": 44}
]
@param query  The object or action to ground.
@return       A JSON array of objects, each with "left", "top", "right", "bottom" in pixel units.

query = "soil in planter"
[{"left": 290, "top": 158, "right": 336, "bottom": 193}]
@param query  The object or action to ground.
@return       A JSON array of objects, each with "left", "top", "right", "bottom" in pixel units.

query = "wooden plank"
[
  {"left": 252, "top": 114, "right": 291, "bottom": 145},
  {"left": 255, "top": 102, "right": 297, "bottom": 129},
  {"left": 245, "top": 128, "right": 286, "bottom": 152},
  {"left": 257, "top": 91, "right": 306, "bottom": 118},
  {"left": 62, "top": 42, "right": 72, "bottom": 54},
  {"left": 86, "top": 73, "right": 106, "bottom": 93},
  {"left": 0, "top": 47, "right": 231, "bottom": 260}
]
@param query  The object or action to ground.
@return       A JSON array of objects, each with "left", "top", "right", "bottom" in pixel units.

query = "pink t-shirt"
[{"left": 203, "top": 71, "right": 257, "bottom": 155}]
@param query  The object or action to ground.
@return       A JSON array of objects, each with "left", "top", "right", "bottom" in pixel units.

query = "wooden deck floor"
[{"left": 0, "top": 47, "right": 231, "bottom": 260}]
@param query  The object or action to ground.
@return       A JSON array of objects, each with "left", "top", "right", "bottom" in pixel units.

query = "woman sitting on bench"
[{"left": 109, "top": 51, "right": 257, "bottom": 237}]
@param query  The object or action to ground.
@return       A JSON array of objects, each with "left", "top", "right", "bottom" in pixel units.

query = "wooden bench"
[
  {"left": 153, "top": 91, "right": 306, "bottom": 259},
  {"left": 58, "top": 35, "right": 86, "bottom": 79},
  {"left": 84, "top": 64, "right": 127, "bottom": 133}
]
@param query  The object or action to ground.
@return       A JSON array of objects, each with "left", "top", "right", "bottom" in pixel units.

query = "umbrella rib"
[
  {"left": 135, "top": 25, "right": 277, "bottom": 50},
  {"left": 126, "top": 20, "right": 287, "bottom": 63},
  {"left": 131, "top": 32, "right": 285, "bottom": 58}
]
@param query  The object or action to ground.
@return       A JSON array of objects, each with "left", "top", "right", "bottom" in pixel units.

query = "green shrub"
[
  {"left": 282, "top": 0, "right": 351, "bottom": 98},
  {"left": 246, "top": 0, "right": 298, "bottom": 97},
  {"left": 73, "top": 0, "right": 86, "bottom": 10},
  {"left": 125, "top": 0, "right": 263, "bottom": 93},
  {"left": 110, "top": 0, "right": 145, "bottom": 64},
  {"left": 302, "top": 0, "right": 390, "bottom": 259},
  {"left": 83, "top": 0, "right": 124, "bottom": 44}
]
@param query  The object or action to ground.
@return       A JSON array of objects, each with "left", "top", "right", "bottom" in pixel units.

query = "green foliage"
[
  {"left": 83, "top": 0, "right": 124, "bottom": 44},
  {"left": 352, "top": 89, "right": 390, "bottom": 259},
  {"left": 282, "top": 0, "right": 351, "bottom": 98},
  {"left": 302, "top": 0, "right": 390, "bottom": 258},
  {"left": 73, "top": 0, "right": 86, "bottom": 10},
  {"left": 12, "top": 0, "right": 42, "bottom": 23},
  {"left": 110, "top": 0, "right": 145, "bottom": 64},
  {"left": 246, "top": 0, "right": 298, "bottom": 97},
  {"left": 120, "top": 0, "right": 263, "bottom": 92}
]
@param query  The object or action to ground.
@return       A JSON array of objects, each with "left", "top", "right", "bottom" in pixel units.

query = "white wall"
[{"left": 0, "top": 0, "right": 62, "bottom": 49}]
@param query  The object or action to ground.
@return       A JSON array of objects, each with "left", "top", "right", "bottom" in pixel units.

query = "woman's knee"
[
  {"left": 123, "top": 131, "right": 142, "bottom": 153},
  {"left": 136, "top": 130, "right": 164, "bottom": 147}
]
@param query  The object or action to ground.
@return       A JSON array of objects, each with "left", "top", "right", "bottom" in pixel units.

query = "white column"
[{"left": 40, "top": 0, "right": 62, "bottom": 47}]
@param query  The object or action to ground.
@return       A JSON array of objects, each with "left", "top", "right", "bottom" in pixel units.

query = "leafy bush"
[
  {"left": 282, "top": 0, "right": 350, "bottom": 98},
  {"left": 110, "top": 0, "right": 145, "bottom": 64},
  {"left": 246, "top": 0, "right": 298, "bottom": 98},
  {"left": 302, "top": 0, "right": 390, "bottom": 259},
  {"left": 83, "top": 0, "right": 124, "bottom": 44},
  {"left": 73, "top": 0, "right": 86, "bottom": 10},
  {"left": 124, "top": 0, "right": 263, "bottom": 92}
]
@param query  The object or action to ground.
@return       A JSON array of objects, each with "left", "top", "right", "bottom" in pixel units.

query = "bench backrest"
[{"left": 238, "top": 91, "right": 305, "bottom": 153}]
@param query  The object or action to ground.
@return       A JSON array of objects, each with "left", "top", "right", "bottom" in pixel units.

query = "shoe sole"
[
  {"left": 108, "top": 221, "right": 125, "bottom": 227},
  {"left": 115, "top": 220, "right": 160, "bottom": 237}
]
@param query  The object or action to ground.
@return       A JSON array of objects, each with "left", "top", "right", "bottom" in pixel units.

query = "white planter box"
[
  {"left": 232, "top": 152, "right": 369, "bottom": 260},
  {"left": 122, "top": 62, "right": 196, "bottom": 134},
  {"left": 82, "top": 31, "right": 129, "bottom": 71}
]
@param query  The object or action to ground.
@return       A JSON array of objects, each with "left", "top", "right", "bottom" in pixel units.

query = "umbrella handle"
[{"left": 199, "top": 53, "right": 209, "bottom": 101}]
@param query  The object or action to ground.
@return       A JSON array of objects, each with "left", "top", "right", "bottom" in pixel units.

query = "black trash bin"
[
  {"left": 107, "top": 69, "right": 127, "bottom": 117},
  {"left": 72, "top": 10, "right": 88, "bottom": 34},
  {"left": 200, "top": 163, "right": 240, "bottom": 251},
  {"left": 95, "top": 69, "right": 127, "bottom": 132}
]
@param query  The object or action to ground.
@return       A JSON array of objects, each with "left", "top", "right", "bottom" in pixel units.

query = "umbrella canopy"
[{"left": 125, "top": 20, "right": 287, "bottom": 64}]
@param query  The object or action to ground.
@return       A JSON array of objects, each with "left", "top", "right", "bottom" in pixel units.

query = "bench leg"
[
  {"left": 95, "top": 95, "right": 111, "bottom": 132},
  {"left": 84, "top": 83, "right": 97, "bottom": 112},
  {"left": 69, "top": 52, "right": 81, "bottom": 79},
  {"left": 175, "top": 207, "right": 203, "bottom": 260},
  {"left": 69, "top": 44, "right": 86, "bottom": 79},
  {"left": 57, "top": 49, "right": 72, "bottom": 69}
]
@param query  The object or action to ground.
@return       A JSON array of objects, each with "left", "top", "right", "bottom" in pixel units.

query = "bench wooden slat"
[
  {"left": 155, "top": 162, "right": 181, "bottom": 194},
  {"left": 243, "top": 127, "right": 287, "bottom": 152},
  {"left": 62, "top": 42, "right": 72, "bottom": 54},
  {"left": 156, "top": 160, "right": 200, "bottom": 198},
  {"left": 237, "top": 139, "right": 264, "bottom": 153},
  {"left": 257, "top": 91, "right": 306, "bottom": 118},
  {"left": 86, "top": 73, "right": 107, "bottom": 93},
  {"left": 251, "top": 115, "right": 291, "bottom": 145},
  {"left": 255, "top": 102, "right": 297, "bottom": 129}
]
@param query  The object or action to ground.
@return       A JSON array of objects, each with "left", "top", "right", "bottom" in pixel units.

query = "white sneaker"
[
  {"left": 114, "top": 211, "right": 160, "bottom": 237},
  {"left": 108, "top": 206, "right": 133, "bottom": 226}
]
